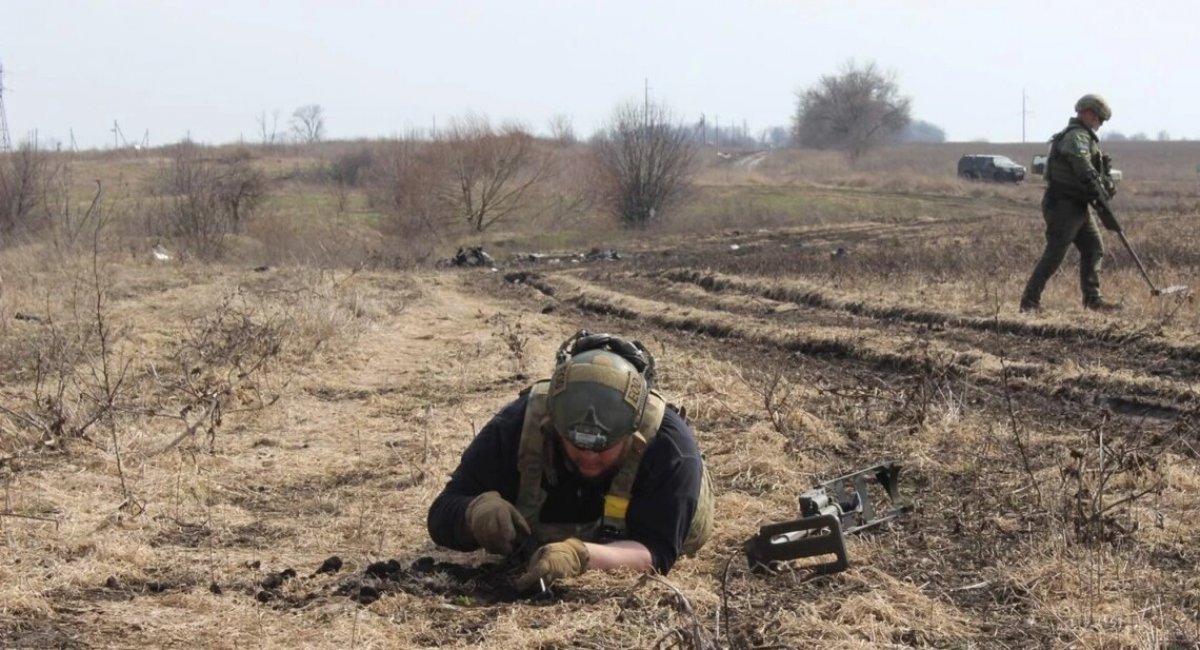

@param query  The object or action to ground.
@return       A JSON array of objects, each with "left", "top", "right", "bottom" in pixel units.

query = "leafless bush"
[
  {"left": 1059, "top": 416, "right": 1168, "bottom": 547},
  {"left": 151, "top": 291, "right": 289, "bottom": 454},
  {"left": 155, "top": 142, "right": 269, "bottom": 259},
  {"left": 0, "top": 293, "right": 123, "bottom": 453},
  {"left": 366, "top": 136, "right": 446, "bottom": 266},
  {"left": 438, "top": 115, "right": 548, "bottom": 232},
  {"left": 591, "top": 101, "right": 698, "bottom": 227},
  {"left": 0, "top": 140, "right": 62, "bottom": 245},
  {"left": 326, "top": 149, "right": 373, "bottom": 214},
  {"left": 0, "top": 228, "right": 131, "bottom": 491},
  {"left": 746, "top": 367, "right": 806, "bottom": 455}
]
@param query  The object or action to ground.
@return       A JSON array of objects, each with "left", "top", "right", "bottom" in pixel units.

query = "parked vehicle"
[
  {"left": 957, "top": 154, "right": 1026, "bottom": 183},
  {"left": 1031, "top": 154, "right": 1047, "bottom": 176},
  {"left": 1030, "top": 154, "right": 1122, "bottom": 184}
]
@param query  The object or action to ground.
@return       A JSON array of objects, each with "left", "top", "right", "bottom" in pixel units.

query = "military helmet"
[
  {"left": 1075, "top": 94, "right": 1112, "bottom": 122},
  {"left": 548, "top": 348, "right": 649, "bottom": 452}
]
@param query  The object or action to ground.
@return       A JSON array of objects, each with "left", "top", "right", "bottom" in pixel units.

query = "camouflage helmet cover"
[
  {"left": 1075, "top": 94, "right": 1112, "bottom": 122},
  {"left": 548, "top": 349, "right": 648, "bottom": 451}
]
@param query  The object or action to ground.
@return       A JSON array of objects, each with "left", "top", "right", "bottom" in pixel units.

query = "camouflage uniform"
[{"left": 1020, "top": 117, "right": 1115, "bottom": 310}]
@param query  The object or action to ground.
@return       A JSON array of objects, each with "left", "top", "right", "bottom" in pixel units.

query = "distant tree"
[
  {"left": 1157, "top": 130, "right": 1171, "bottom": 141},
  {"left": 1105, "top": 131, "right": 1128, "bottom": 142},
  {"left": 591, "top": 101, "right": 697, "bottom": 227},
  {"left": 760, "top": 126, "right": 791, "bottom": 149},
  {"left": 1129, "top": 132, "right": 1148, "bottom": 141},
  {"left": 290, "top": 104, "right": 326, "bottom": 144},
  {"left": 438, "top": 115, "right": 548, "bottom": 233},
  {"left": 256, "top": 109, "right": 282, "bottom": 146},
  {"left": 546, "top": 114, "right": 577, "bottom": 146},
  {"left": 896, "top": 119, "right": 946, "bottom": 143},
  {"left": 792, "top": 60, "right": 911, "bottom": 159}
]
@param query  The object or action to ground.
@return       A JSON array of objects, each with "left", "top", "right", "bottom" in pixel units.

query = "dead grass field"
[{"left": 2, "top": 140, "right": 1199, "bottom": 649}]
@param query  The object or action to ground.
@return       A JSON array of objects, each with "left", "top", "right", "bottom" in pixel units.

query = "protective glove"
[
  {"left": 464, "top": 491, "right": 530, "bottom": 555},
  {"left": 1100, "top": 153, "right": 1114, "bottom": 174},
  {"left": 515, "top": 538, "right": 590, "bottom": 592}
]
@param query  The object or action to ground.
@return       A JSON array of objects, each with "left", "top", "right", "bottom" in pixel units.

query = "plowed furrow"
[
  {"left": 516, "top": 271, "right": 1198, "bottom": 418},
  {"left": 652, "top": 268, "right": 1200, "bottom": 379}
]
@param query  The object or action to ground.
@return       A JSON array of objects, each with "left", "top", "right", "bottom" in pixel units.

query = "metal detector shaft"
[
  {"left": 1098, "top": 198, "right": 1189, "bottom": 297},
  {"left": 1115, "top": 230, "right": 1164, "bottom": 295}
]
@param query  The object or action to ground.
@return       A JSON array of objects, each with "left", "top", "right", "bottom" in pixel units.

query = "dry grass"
[{"left": 2, "top": 140, "right": 1199, "bottom": 648}]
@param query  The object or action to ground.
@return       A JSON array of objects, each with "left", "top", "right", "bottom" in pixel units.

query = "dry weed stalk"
[
  {"left": 744, "top": 367, "right": 813, "bottom": 457},
  {"left": 1059, "top": 414, "right": 1168, "bottom": 547},
  {"left": 999, "top": 357, "right": 1043, "bottom": 509},
  {"left": 488, "top": 313, "right": 530, "bottom": 378},
  {"left": 621, "top": 573, "right": 717, "bottom": 650},
  {"left": 882, "top": 345, "right": 965, "bottom": 432}
]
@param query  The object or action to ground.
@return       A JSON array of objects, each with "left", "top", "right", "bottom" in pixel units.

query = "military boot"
[{"left": 1084, "top": 298, "right": 1122, "bottom": 312}]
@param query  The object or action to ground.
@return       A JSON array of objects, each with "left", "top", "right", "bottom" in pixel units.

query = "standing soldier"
[{"left": 1020, "top": 94, "right": 1122, "bottom": 312}]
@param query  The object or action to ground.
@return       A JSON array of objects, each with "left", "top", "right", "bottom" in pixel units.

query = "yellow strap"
[{"left": 603, "top": 495, "right": 630, "bottom": 520}]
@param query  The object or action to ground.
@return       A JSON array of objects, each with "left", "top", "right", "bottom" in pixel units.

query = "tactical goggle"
[{"left": 562, "top": 423, "right": 626, "bottom": 452}]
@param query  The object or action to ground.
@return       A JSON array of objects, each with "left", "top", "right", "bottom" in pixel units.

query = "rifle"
[
  {"left": 1091, "top": 190, "right": 1123, "bottom": 233},
  {"left": 743, "top": 461, "right": 911, "bottom": 575},
  {"left": 1092, "top": 194, "right": 1190, "bottom": 297}
]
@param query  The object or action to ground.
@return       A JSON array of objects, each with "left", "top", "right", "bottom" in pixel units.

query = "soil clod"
[{"left": 314, "top": 556, "right": 343, "bottom": 575}]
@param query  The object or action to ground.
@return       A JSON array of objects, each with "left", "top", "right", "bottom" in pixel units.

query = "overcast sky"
[{"left": 3, "top": 0, "right": 1196, "bottom": 149}]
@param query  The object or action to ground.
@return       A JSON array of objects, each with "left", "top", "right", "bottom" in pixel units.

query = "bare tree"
[
  {"left": 290, "top": 104, "right": 326, "bottom": 144},
  {"left": 793, "top": 60, "right": 911, "bottom": 160},
  {"left": 256, "top": 109, "right": 282, "bottom": 146},
  {"left": 547, "top": 114, "right": 577, "bottom": 146},
  {"left": 438, "top": 115, "right": 547, "bottom": 233},
  {"left": 591, "top": 101, "right": 697, "bottom": 227}
]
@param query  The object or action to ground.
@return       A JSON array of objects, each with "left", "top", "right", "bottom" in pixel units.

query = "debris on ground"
[
  {"left": 580, "top": 248, "right": 621, "bottom": 262},
  {"left": 446, "top": 246, "right": 496, "bottom": 268},
  {"left": 513, "top": 248, "right": 623, "bottom": 264}
]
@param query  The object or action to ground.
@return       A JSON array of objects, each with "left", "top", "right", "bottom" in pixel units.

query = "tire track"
[
  {"left": 507, "top": 270, "right": 1198, "bottom": 418},
  {"left": 651, "top": 268, "right": 1200, "bottom": 373}
]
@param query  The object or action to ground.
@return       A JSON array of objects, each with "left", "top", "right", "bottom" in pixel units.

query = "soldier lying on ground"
[{"left": 427, "top": 330, "right": 714, "bottom": 591}]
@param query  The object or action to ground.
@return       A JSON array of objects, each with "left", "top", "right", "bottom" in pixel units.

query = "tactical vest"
[
  {"left": 515, "top": 379, "right": 667, "bottom": 543},
  {"left": 1044, "top": 120, "right": 1103, "bottom": 200}
]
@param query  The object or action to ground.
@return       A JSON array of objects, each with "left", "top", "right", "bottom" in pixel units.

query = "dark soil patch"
[{"left": 334, "top": 556, "right": 566, "bottom": 607}]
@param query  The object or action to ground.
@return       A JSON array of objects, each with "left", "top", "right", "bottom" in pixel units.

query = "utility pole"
[
  {"left": 0, "top": 59, "right": 11, "bottom": 152},
  {"left": 643, "top": 77, "right": 651, "bottom": 126},
  {"left": 1022, "top": 88, "right": 1030, "bottom": 143}
]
